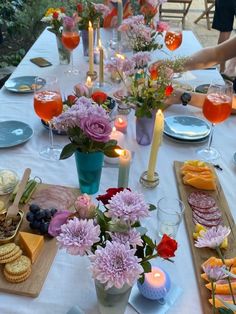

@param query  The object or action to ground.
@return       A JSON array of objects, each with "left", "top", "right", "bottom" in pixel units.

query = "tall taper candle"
[
  {"left": 117, "top": 149, "right": 131, "bottom": 188},
  {"left": 147, "top": 110, "right": 164, "bottom": 181},
  {"left": 88, "top": 21, "right": 94, "bottom": 73},
  {"left": 98, "top": 39, "right": 104, "bottom": 86},
  {"left": 117, "top": 0, "right": 123, "bottom": 41},
  {"left": 97, "top": 20, "right": 100, "bottom": 46}
]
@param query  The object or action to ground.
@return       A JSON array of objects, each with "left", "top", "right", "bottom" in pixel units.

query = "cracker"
[
  {"left": 5, "top": 255, "right": 31, "bottom": 276},
  {"left": 3, "top": 267, "right": 31, "bottom": 283},
  {"left": 0, "top": 249, "right": 22, "bottom": 264},
  {"left": 0, "top": 246, "right": 20, "bottom": 261},
  {"left": 0, "top": 243, "right": 16, "bottom": 257}
]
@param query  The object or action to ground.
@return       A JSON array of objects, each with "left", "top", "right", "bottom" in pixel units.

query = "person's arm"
[{"left": 184, "top": 36, "right": 236, "bottom": 71}]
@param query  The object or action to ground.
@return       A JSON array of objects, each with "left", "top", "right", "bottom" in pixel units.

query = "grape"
[
  {"left": 44, "top": 209, "right": 52, "bottom": 220},
  {"left": 26, "top": 212, "right": 34, "bottom": 222},
  {"left": 50, "top": 208, "right": 57, "bottom": 216},
  {"left": 31, "top": 220, "right": 41, "bottom": 230},
  {"left": 29, "top": 204, "right": 40, "bottom": 213},
  {"left": 35, "top": 211, "right": 45, "bottom": 220},
  {"left": 40, "top": 222, "right": 48, "bottom": 235}
]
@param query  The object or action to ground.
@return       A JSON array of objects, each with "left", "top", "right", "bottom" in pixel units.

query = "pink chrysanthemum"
[
  {"left": 57, "top": 217, "right": 100, "bottom": 255},
  {"left": 107, "top": 190, "right": 149, "bottom": 223},
  {"left": 195, "top": 225, "right": 231, "bottom": 249},
  {"left": 89, "top": 241, "right": 143, "bottom": 289},
  {"left": 202, "top": 265, "right": 227, "bottom": 282},
  {"left": 110, "top": 229, "right": 143, "bottom": 248}
]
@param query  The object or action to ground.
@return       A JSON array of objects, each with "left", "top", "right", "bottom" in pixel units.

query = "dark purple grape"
[
  {"left": 44, "top": 209, "right": 52, "bottom": 220},
  {"left": 39, "top": 222, "right": 48, "bottom": 235},
  {"left": 26, "top": 212, "right": 34, "bottom": 222},
  {"left": 31, "top": 220, "right": 41, "bottom": 230},
  {"left": 50, "top": 208, "right": 57, "bottom": 216},
  {"left": 35, "top": 210, "right": 45, "bottom": 221},
  {"left": 29, "top": 204, "right": 40, "bottom": 213},
  {"left": 29, "top": 222, "right": 36, "bottom": 230}
]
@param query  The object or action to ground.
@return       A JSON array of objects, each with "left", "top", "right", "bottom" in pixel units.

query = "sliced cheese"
[
  {"left": 183, "top": 176, "right": 216, "bottom": 191},
  {"left": 19, "top": 231, "right": 44, "bottom": 264}
]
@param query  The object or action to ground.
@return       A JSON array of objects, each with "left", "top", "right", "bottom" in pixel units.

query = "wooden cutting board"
[
  {"left": 174, "top": 161, "right": 236, "bottom": 314},
  {"left": 0, "top": 183, "right": 80, "bottom": 298}
]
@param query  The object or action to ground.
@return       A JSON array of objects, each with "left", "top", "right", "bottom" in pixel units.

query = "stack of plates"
[{"left": 164, "top": 115, "right": 211, "bottom": 144}]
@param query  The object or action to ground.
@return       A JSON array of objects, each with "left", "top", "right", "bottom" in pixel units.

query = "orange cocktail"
[
  {"left": 61, "top": 32, "right": 80, "bottom": 51},
  {"left": 34, "top": 91, "right": 63, "bottom": 122},
  {"left": 164, "top": 31, "right": 182, "bottom": 51},
  {"left": 203, "top": 93, "right": 232, "bottom": 124}
]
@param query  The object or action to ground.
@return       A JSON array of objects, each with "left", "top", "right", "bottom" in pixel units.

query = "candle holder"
[
  {"left": 86, "top": 70, "right": 97, "bottom": 81},
  {"left": 139, "top": 171, "right": 159, "bottom": 189}
]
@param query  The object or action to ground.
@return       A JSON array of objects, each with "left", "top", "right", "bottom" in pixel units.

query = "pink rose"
[
  {"left": 74, "top": 83, "right": 89, "bottom": 97},
  {"left": 156, "top": 21, "right": 169, "bottom": 33},
  {"left": 74, "top": 194, "right": 96, "bottom": 219}
]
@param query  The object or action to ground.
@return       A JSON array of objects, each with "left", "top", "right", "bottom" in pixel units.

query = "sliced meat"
[
  {"left": 192, "top": 208, "right": 222, "bottom": 221},
  {"left": 191, "top": 205, "right": 219, "bottom": 214},
  {"left": 188, "top": 191, "right": 216, "bottom": 209},
  {"left": 192, "top": 211, "right": 221, "bottom": 227}
]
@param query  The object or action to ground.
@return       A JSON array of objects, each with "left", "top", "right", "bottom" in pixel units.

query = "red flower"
[
  {"left": 77, "top": 3, "right": 83, "bottom": 13},
  {"left": 67, "top": 95, "right": 77, "bottom": 106},
  {"left": 91, "top": 91, "right": 108, "bottom": 105},
  {"left": 60, "top": 7, "right": 66, "bottom": 13},
  {"left": 165, "top": 85, "right": 173, "bottom": 96},
  {"left": 156, "top": 234, "right": 178, "bottom": 259},
  {"left": 97, "top": 188, "right": 131, "bottom": 205},
  {"left": 52, "top": 11, "right": 59, "bottom": 19},
  {"left": 149, "top": 66, "right": 158, "bottom": 81}
]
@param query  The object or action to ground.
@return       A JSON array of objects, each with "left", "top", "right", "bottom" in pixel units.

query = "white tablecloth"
[{"left": 0, "top": 29, "right": 235, "bottom": 314}]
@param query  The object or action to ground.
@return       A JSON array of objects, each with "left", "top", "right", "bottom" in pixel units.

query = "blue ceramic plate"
[
  {"left": 4, "top": 76, "right": 46, "bottom": 93},
  {"left": 0, "top": 121, "right": 33, "bottom": 148},
  {"left": 164, "top": 115, "right": 211, "bottom": 141}
]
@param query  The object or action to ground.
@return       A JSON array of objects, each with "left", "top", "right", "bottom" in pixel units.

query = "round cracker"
[
  {"left": 5, "top": 255, "right": 31, "bottom": 276},
  {"left": 3, "top": 267, "right": 31, "bottom": 283},
  {"left": 0, "top": 249, "right": 22, "bottom": 264},
  {"left": 0, "top": 243, "right": 16, "bottom": 257},
  {"left": 0, "top": 246, "right": 20, "bottom": 261}
]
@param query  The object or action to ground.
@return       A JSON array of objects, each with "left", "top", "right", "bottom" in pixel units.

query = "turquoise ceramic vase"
[{"left": 74, "top": 151, "right": 104, "bottom": 194}]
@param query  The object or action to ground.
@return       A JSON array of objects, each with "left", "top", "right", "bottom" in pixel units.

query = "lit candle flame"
[
  {"left": 114, "top": 148, "right": 124, "bottom": 156},
  {"left": 98, "top": 39, "right": 102, "bottom": 48},
  {"left": 86, "top": 76, "right": 93, "bottom": 87},
  {"left": 112, "top": 126, "right": 117, "bottom": 132},
  {"left": 89, "top": 21, "right": 92, "bottom": 28},
  {"left": 154, "top": 273, "right": 161, "bottom": 278},
  {"left": 118, "top": 118, "right": 123, "bottom": 123},
  {"left": 115, "top": 53, "right": 125, "bottom": 60}
]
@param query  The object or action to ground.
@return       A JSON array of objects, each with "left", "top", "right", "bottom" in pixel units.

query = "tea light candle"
[
  {"left": 86, "top": 76, "right": 93, "bottom": 97},
  {"left": 137, "top": 267, "right": 171, "bottom": 300},
  {"left": 104, "top": 127, "right": 125, "bottom": 164},
  {"left": 114, "top": 116, "right": 127, "bottom": 134},
  {"left": 117, "top": 149, "right": 131, "bottom": 188}
]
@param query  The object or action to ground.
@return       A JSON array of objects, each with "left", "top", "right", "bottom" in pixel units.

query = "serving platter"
[
  {"left": 0, "top": 183, "right": 80, "bottom": 297},
  {"left": 174, "top": 161, "right": 236, "bottom": 314}
]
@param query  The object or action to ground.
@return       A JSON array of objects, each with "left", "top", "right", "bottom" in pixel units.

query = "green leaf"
[
  {"left": 141, "top": 261, "right": 152, "bottom": 273},
  {"left": 142, "top": 235, "right": 156, "bottom": 249},
  {"left": 108, "top": 221, "right": 130, "bottom": 233},
  {"left": 60, "top": 143, "right": 78, "bottom": 159},
  {"left": 148, "top": 204, "right": 157, "bottom": 211},
  {"left": 138, "top": 274, "right": 145, "bottom": 285},
  {"left": 145, "top": 245, "right": 154, "bottom": 256},
  {"left": 218, "top": 308, "right": 234, "bottom": 314}
]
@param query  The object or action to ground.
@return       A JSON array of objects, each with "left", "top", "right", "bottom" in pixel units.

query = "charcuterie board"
[
  {"left": 174, "top": 161, "right": 236, "bottom": 314},
  {"left": 0, "top": 183, "right": 80, "bottom": 297}
]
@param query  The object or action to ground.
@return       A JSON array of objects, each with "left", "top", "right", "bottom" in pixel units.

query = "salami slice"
[
  {"left": 192, "top": 211, "right": 221, "bottom": 227},
  {"left": 192, "top": 208, "right": 222, "bottom": 221},
  {"left": 191, "top": 205, "right": 219, "bottom": 214},
  {"left": 188, "top": 191, "right": 216, "bottom": 209}
]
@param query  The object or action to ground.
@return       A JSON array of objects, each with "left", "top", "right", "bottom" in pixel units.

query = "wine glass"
[
  {"left": 33, "top": 76, "right": 63, "bottom": 161},
  {"left": 197, "top": 83, "right": 232, "bottom": 162},
  {"left": 61, "top": 18, "right": 80, "bottom": 75}
]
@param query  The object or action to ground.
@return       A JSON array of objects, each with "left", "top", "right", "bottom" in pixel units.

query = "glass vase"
[
  {"left": 136, "top": 111, "right": 156, "bottom": 145},
  {"left": 56, "top": 36, "right": 71, "bottom": 65},
  {"left": 74, "top": 151, "right": 104, "bottom": 195},
  {"left": 81, "top": 30, "right": 95, "bottom": 57},
  {"left": 95, "top": 280, "right": 132, "bottom": 314}
]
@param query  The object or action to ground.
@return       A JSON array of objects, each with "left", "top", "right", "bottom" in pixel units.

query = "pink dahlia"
[
  {"left": 89, "top": 241, "right": 143, "bottom": 289},
  {"left": 195, "top": 225, "right": 231, "bottom": 249},
  {"left": 107, "top": 190, "right": 149, "bottom": 223},
  {"left": 57, "top": 217, "right": 100, "bottom": 255},
  {"left": 110, "top": 229, "right": 143, "bottom": 248}
]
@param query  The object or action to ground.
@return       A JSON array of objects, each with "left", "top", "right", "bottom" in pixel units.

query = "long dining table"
[{"left": 0, "top": 28, "right": 236, "bottom": 314}]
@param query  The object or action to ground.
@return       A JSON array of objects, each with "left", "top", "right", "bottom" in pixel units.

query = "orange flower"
[{"left": 149, "top": 66, "right": 158, "bottom": 80}]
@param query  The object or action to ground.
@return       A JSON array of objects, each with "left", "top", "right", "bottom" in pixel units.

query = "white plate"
[{"left": 164, "top": 115, "right": 211, "bottom": 141}]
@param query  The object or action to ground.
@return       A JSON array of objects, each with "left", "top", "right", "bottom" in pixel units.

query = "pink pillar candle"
[{"left": 114, "top": 115, "right": 128, "bottom": 134}]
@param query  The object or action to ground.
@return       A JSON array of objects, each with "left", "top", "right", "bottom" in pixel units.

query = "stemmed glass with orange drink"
[
  {"left": 197, "top": 83, "right": 232, "bottom": 162},
  {"left": 61, "top": 17, "right": 80, "bottom": 75},
  {"left": 34, "top": 76, "right": 63, "bottom": 161}
]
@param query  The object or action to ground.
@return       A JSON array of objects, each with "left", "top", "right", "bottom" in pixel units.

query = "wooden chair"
[
  {"left": 159, "top": 0, "right": 193, "bottom": 29},
  {"left": 194, "top": 0, "right": 215, "bottom": 30}
]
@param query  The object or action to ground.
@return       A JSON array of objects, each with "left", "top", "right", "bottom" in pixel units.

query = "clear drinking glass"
[
  {"left": 197, "top": 83, "right": 232, "bottom": 162},
  {"left": 157, "top": 197, "right": 185, "bottom": 238},
  {"left": 61, "top": 18, "right": 80, "bottom": 75},
  {"left": 33, "top": 76, "right": 63, "bottom": 161}
]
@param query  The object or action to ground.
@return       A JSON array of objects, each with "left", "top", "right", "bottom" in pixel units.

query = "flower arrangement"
[
  {"left": 75, "top": 0, "right": 110, "bottom": 30},
  {"left": 52, "top": 96, "right": 117, "bottom": 159},
  {"left": 106, "top": 52, "right": 184, "bottom": 118},
  {"left": 118, "top": 15, "right": 167, "bottom": 52},
  {"left": 52, "top": 188, "right": 178, "bottom": 289},
  {"left": 41, "top": 7, "right": 67, "bottom": 37}
]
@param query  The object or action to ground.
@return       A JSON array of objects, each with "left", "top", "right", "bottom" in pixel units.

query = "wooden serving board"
[
  {"left": 0, "top": 183, "right": 80, "bottom": 298},
  {"left": 174, "top": 161, "right": 236, "bottom": 314}
]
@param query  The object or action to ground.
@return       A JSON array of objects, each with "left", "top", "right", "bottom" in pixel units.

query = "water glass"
[{"left": 157, "top": 197, "right": 185, "bottom": 238}]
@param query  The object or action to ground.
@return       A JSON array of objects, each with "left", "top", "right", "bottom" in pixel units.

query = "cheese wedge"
[{"left": 19, "top": 231, "right": 44, "bottom": 264}]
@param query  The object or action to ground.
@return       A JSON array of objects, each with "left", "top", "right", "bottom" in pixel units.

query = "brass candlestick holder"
[
  {"left": 86, "top": 70, "right": 97, "bottom": 81},
  {"left": 139, "top": 171, "right": 159, "bottom": 189}
]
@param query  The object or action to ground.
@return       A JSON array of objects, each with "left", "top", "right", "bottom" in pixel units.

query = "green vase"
[
  {"left": 95, "top": 280, "right": 132, "bottom": 314},
  {"left": 74, "top": 151, "right": 104, "bottom": 195}
]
